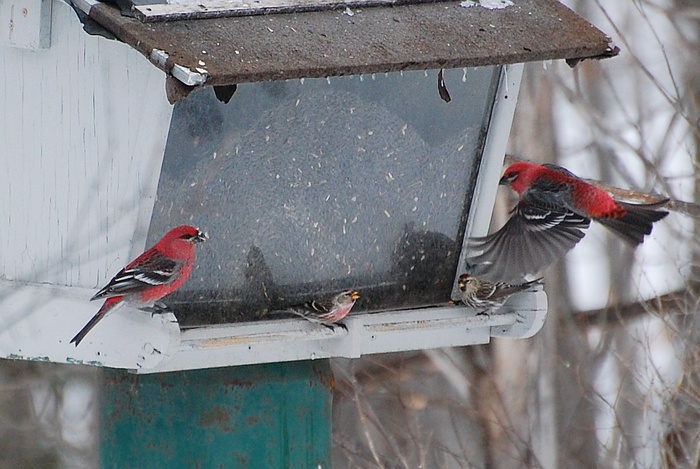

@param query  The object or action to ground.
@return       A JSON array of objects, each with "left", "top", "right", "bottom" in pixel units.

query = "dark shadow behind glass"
[{"left": 148, "top": 67, "right": 499, "bottom": 325}]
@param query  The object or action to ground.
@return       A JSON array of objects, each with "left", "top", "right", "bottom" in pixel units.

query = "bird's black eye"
[
  {"left": 505, "top": 171, "right": 517, "bottom": 180},
  {"left": 181, "top": 234, "right": 195, "bottom": 240}
]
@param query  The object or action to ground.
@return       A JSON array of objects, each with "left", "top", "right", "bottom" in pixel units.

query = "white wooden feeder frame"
[{"left": 0, "top": 0, "right": 616, "bottom": 372}]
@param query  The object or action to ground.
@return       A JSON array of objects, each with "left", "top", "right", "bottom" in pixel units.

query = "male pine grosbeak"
[
  {"left": 469, "top": 162, "right": 669, "bottom": 282},
  {"left": 458, "top": 274, "right": 540, "bottom": 314},
  {"left": 70, "top": 225, "right": 207, "bottom": 346},
  {"left": 288, "top": 289, "right": 360, "bottom": 331}
]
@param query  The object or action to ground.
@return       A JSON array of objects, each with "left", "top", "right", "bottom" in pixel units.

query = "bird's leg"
[
  {"left": 140, "top": 302, "right": 173, "bottom": 316},
  {"left": 154, "top": 301, "right": 171, "bottom": 311},
  {"left": 322, "top": 322, "right": 348, "bottom": 332}
]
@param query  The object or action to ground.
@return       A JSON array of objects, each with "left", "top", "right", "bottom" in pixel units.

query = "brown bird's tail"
[
  {"left": 596, "top": 199, "right": 669, "bottom": 246},
  {"left": 70, "top": 297, "right": 122, "bottom": 347}
]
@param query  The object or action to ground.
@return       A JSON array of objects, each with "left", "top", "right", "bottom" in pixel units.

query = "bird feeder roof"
[{"left": 79, "top": 0, "right": 618, "bottom": 87}]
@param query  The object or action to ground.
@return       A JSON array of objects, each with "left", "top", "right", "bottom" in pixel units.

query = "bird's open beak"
[
  {"left": 457, "top": 274, "right": 469, "bottom": 289},
  {"left": 350, "top": 291, "right": 360, "bottom": 300},
  {"left": 195, "top": 230, "right": 208, "bottom": 243}
]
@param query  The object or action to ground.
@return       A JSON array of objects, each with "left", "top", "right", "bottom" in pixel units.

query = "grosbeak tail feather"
[
  {"left": 594, "top": 199, "right": 669, "bottom": 245},
  {"left": 69, "top": 298, "right": 124, "bottom": 348},
  {"left": 70, "top": 225, "right": 206, "bottom": 346}
]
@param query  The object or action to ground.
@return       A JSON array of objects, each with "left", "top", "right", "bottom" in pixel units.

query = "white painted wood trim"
[
  {"left": 3, "top": 0, "right": 53, "bottom": 50},
  {"left": 153, "top": 289, "right": 544, "bottom": 374},
  {"left": 133, "top": 0, "right": 429, "bottom": 22},
  {"left": 1, "top": 0, "right": 173, "bottom": 287},
  {"left": 0, "top": 279, "right": 544, "bottom": 372},
  {"left": 0, "top": 281, "right": 181, "bottom": 370},
  {"left": 452, "top": 64, "right": 524, "bottom": 300},
  {"left": 64, "top": 0, "right": 99, "bottom": 15},
  {"left": 469, "top": 64, "right": 524, "bottom": 238},
  {"left": 171, "top": 64, "right": 208, "bottom": 86}
]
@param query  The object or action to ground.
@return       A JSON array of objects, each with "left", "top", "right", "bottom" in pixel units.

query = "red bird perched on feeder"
[
  {"left": 287, "top": 289, "right": 360, "bottom": 331},
  {"left": 468, "top": 162, "right": 669, "bottom": 282},
  {"left": 70, "top": 225, "right": 207, "bottom": 346}
]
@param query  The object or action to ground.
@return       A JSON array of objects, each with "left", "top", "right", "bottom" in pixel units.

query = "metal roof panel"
[{"left": 87, "top": 0, "right": 618, "bottom": 87}]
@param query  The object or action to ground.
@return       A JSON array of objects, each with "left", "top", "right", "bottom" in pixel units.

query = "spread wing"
[{"left": 469, "top": 191, "right": 590, "bottom": 282}]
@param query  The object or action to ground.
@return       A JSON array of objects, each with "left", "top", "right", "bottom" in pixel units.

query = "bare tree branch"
[{"left": 572, "top": 283, "right": 699, "bottom": 328}]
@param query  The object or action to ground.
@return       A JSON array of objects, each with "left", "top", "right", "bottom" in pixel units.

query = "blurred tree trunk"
[
  {"left": 504, "top": 54, "right": 618, "bottom": 468},
  {"left": 480, "top": 59, "right": 579, "bottom": 469},
  {"left": 584, "top": 15, "right": 641, "bottom": 462},
  {"left": 661, "top": 3, "right": 700, "bottom": 466},
  {"left": 0, "top": 360, "right": 98, "bottom": 469},
  {"left": 0, "top": 361, "right": 59, "bottom": 469}
]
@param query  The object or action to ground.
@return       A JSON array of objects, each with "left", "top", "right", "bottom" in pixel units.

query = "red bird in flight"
[
  {"left": 70, "top": 225, "right": 207, "bottom": 346},
  {"left": 469, "top": 162, "right": 668, "bottom": 282}
]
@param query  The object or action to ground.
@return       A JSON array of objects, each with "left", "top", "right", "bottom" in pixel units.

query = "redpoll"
[
  {"left": 458, "top": 273, "right": 540, "bottom": 314},
  {"left": 287, "top": 289, "right": 360, "bottom": 331}
]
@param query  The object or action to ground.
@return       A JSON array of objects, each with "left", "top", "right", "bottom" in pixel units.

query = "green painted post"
[{"left": 100, "top": 360, "right": 333, "bottom": 469}]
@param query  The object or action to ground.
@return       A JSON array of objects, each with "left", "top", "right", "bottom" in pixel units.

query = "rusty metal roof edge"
[
  {"left": 198, "top": 47, "right": 619, "bottom": 86},
  {"left": 133, "top": 46, "right": 621, "bottom": 89}
]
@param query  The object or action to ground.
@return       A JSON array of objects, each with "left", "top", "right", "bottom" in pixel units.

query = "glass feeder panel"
[{"left": 148, "top": 67, "right": 499, "bottom": 325}]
